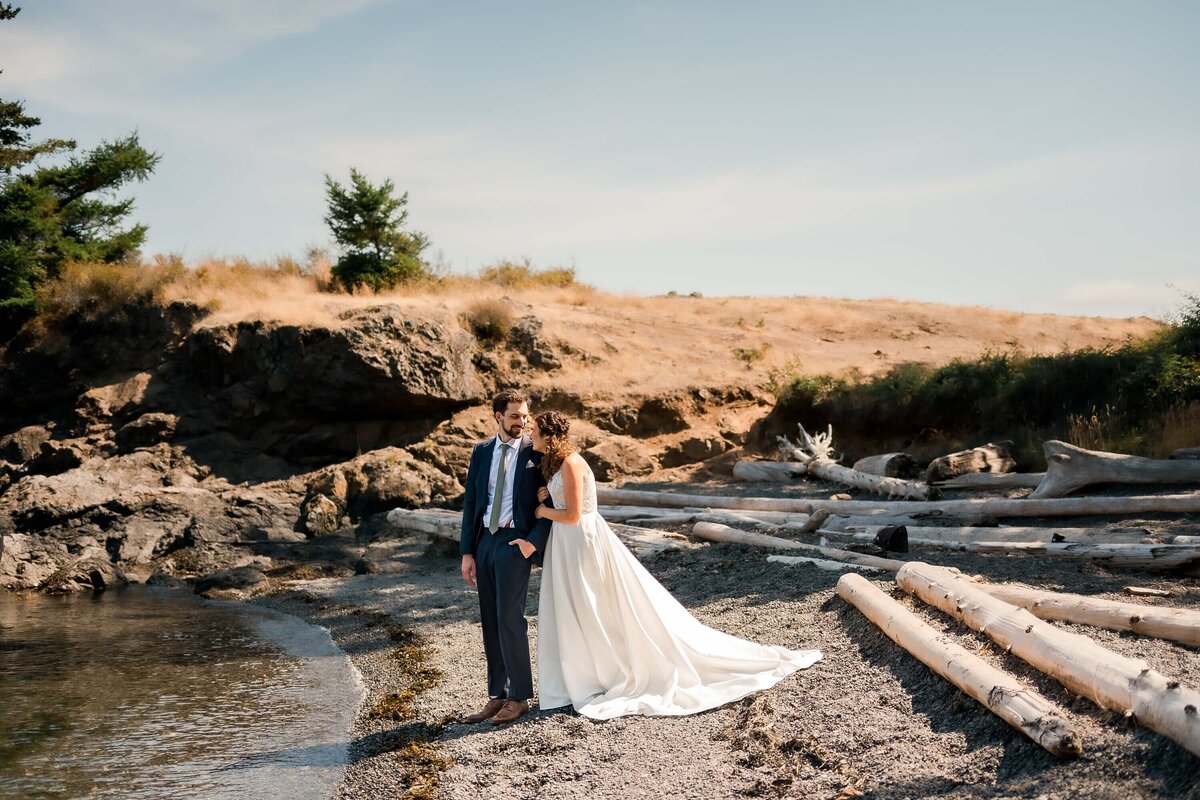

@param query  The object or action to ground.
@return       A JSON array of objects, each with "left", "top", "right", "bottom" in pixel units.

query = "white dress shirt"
[{"left": 482, "top": 436, "right": 520, "bottom": 528}]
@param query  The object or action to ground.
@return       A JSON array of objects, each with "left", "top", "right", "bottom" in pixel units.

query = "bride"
[{"left": 513, "top": 410, "right": 821, "bottom": 720}]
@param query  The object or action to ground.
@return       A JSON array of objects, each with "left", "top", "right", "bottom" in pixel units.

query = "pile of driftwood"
[
  {"left": 837, "top": 564, "right": 1200, "bottom": 759},
  {"left": 737, "top": 424, "right": 1200, "bottom": 501}
]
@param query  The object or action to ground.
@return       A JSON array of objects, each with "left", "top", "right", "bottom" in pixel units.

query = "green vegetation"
[
  {"left": 0, "top": 7, "right": 159, "bottom": 336},
  {"left": 324, "top": 168, "right": 428, "bottom": 292},
  {"left": 771, "top": 293, "right": 1200, "bottom": 461}
]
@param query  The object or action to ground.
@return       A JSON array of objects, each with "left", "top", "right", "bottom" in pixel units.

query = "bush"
[
  {"left": 462, "top": 299, "right": 513, "bottom": 343},
  {"left": 769, "top": 294, "right": 1200, "bottom": 460},
  {"left": 479, "top": 258, "right": 576, "bottom": 288},
  {"left": 34, "top": 261, "right": 175, "bottom": 324}
]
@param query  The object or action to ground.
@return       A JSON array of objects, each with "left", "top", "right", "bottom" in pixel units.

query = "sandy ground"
[{"left": 259, "top": 480, "right": 1200, "bottom": 800}]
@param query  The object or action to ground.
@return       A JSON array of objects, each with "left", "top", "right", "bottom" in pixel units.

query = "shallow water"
[{"left": 0, "top": 586, "right": 364, "bottom": 799}]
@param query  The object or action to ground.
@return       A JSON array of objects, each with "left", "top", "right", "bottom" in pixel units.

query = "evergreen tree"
[
  {"left": 324, "top": 168, "right": 428, "bottom": 292},
  {"left": 1, "top": 5, "right": 159, "bottom": 332}
]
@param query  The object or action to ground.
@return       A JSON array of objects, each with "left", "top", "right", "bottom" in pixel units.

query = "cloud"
[{"left": 2, "top": 0, "right": 386, "bottom": 110}]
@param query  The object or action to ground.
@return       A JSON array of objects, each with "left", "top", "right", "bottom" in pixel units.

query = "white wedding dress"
[{"left": 536, "top": 462, "right": 822, "bottom": 719}]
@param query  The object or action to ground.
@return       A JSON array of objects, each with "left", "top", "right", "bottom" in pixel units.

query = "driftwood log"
[
  {"left": 836, "top": 573, "right": 1082, "bottom": 757},
  {"left": 1170, "top": 448, "right": 1200, "bottom": 460},
  {"left": 818, "top": 525, "right": 1157, "bottom": 545},
  {"left": 690, "top": 521, "right": 907, "bottom": 571},
  {"left": 732, "top": 460, "right": 808, "bottom": 482},
  {"left": 595, "top": 487, "right": 1200, "bottom": 518},
  {"left": 962, "top": 542, "right": 1200, "bottom": 571},
  {"left": 822, "top": 511, "right": 998, "bottom": 530},
  {"left": 975, "top": 583, "right": 1200, "bottom": 648},
  {"left": 897, "top": 562, "right": 1200, "bottom": 758},
  {"left": 384, "top": 508, "right": 693, "bottom": 558},
  {"left": 851, "top": 453, "right": 920, "bottom": 479},
  {"left": 933, "top": 473, "right": 1046, "bottom": 490},
  {"left": 779, "top": 425, "right": 938, "bottom": 500},
  {"left": 1032, "top": 440, "right": 1200, "bottom": 498},
  {"left": 1125, "top": 587, "right": 1173, "bottom": 598},
  {"left": 811, "top": 525, "right": 1156, "bottom": 551},
  {"left": 767, "top": 554, "right": 883, "bottom": 573},
  {"left": 925, "top": 442, "right": 1016, "bottom": 483}
]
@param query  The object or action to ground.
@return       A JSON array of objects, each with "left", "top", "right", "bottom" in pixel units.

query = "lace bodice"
[{"left": 548, "top": 462, "right": 598, "bottom": 515}]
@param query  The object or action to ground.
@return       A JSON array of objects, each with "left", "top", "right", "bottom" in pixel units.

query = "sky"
[{"left": 2, "top": 1, "right": 1198, "bottom": 317}]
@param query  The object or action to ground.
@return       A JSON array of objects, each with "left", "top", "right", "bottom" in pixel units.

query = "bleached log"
[
  {"left": 600, "top": 505, "right": 792, "bottom": 528},
  {"left": 767, "top": 554, "right": 882, "bottom": 573},
  {"left": 691, "top": 521, "right": 907, "bottom": 572},
  {"left": 975, "top": 583, "right": 1200, "bottom": 647},
  {"left": 1124, "top": 587, "right": 1173, "bottom": 598},
  {"left": 822, "top": 511, "right": 998, "bottom": 530},
  {"left": 820, "top": 525, "right": 1158, "bottom": 545},
  {"left": 384, "top": 508, "right": 692, "bottom": 558},
  {"left": 596, "top": 487, "right": 1200, "bottom": 518},
  {"left": 934, "top": 473, "right": 1046, "bottom": 490},
  {"left": 925, "top": 442, "right": 1017, "bottom": 483},
  {"left": 794, "top": 508, "right": 831, "bottom": 535},
  {"left": 1170, "top": 447, "right": 1200, "bottom": 460},
  {"left": 1032, "top": 440, "right": 1200, "bottom": 498},
  {"left": 814, "top": 530, "right": 1165, "bottom": 555},
  {"left": 963, "top": 541, "right": 1200, "bottom": 571},
  {"left": 732, "top": 460, "right": 807, "bottom": 482},
  {"left": 897, "top": 562, "right": 1200, "bottom": 757},
  {"left": 623, "top": 512, "right": 698, "bottom": 526},
  {"left": 837, "top": 573, "right": 1081, "bottom": 757},
  {"left": 608, "top": 523, "right": 697, "bottom": 556},
  {"left": 779, "top": 427, "right": 938, "bottom": 500},
  {"left": 807, "top": 458, "right": 940, "bottom": 500},
  {"left": 852, "top": 453, "right": 920, "bottom": 479}
]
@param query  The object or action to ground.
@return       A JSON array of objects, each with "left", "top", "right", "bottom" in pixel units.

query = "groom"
[{"left": 459, "top": 389, "right": 551, "bottom": 725}]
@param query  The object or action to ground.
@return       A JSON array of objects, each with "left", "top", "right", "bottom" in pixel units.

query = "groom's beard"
[{"left": 505, "top": 424, "right": 524, "bottom": 439}]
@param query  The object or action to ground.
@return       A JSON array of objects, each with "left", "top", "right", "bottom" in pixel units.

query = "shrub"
[
  {"left": 33, "top": 261, "right": 173, "bottom": 324},
  {"left": 462, "top": 299, "right": 513, "bottom": 343},
  {"left": 479, "top": 258, "right": 576, "bottom": 288}
]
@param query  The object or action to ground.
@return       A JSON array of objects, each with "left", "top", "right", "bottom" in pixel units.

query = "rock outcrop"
[{"left": 0, "top": 300, "right": 767, "bottom": 591}]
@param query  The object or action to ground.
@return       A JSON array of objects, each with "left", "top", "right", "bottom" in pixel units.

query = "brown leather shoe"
[
  {"left": 463, "top": 697, "right": 507, "bottom": 723},
  {"left": 489, "top": 699, "right": 530, "bottom": 725}
]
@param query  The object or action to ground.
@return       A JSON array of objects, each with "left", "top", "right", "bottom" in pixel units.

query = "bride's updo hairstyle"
[{"left": 535, "top": 410, "right": 576, "bottom": 482}]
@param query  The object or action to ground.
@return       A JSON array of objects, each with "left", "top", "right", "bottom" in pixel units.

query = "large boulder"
[
  {"left": 185, "top": 305, "right": 486, "bottom": 420},
  {"left": 0, "top": 425, "right": 51, "bottom": 464},
  {"left": 116, "top": 412, "right": 179, "bottom": 450},
  {"left": 582, "top": 439, "right": 657, "bottom": 482},
  {"left": 194, "top": 566, "right": 269, "bottom": 599},
  {"left": 661, "top": 435, "right": 731, "bottom": 468},
  {"left": 507, "top": 315, "right": 562, "bottom": 371},
  {"left": 38, "top": 557, "right": 129, "bottom": 593}
]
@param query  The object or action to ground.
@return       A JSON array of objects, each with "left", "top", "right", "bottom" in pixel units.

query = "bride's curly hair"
[{"left": 535, "top": 410, "right": 577, "bottom": 482}]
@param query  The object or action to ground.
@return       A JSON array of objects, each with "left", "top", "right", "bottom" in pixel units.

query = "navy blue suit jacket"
[{"left": 460, "top": 436, "right": 553, "bottom": 567}]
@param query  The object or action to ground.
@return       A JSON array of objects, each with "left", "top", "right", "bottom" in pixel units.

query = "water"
[{"left": 0, "top": 587, "right": 365, "bottom": 800}]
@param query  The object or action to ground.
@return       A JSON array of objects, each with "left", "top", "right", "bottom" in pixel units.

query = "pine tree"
[
  {"left": 1, "top": 5, "right": 159, "bottom": 333},
  {"left": 324, "top": 168, "right": 428, "bottom": 292}
]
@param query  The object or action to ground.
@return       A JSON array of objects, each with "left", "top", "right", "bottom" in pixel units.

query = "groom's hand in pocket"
[{"left": 511, "top": 539, "right": 536, "bottom": 559}]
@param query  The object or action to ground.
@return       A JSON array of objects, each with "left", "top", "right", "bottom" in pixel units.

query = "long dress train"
[{"left": 537, "top": 463, "right": 822, "bottom": 719}]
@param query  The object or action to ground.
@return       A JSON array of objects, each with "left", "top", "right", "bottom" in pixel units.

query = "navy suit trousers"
[{"left": 474, "top": 521, "right": 534, "bottom": 700}]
